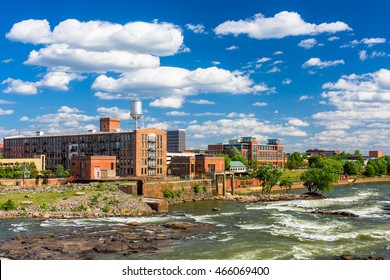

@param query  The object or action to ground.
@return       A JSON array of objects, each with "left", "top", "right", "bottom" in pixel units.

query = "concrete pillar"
[{"left": 231, "top": 173, "right": 235, "bottom": 195}]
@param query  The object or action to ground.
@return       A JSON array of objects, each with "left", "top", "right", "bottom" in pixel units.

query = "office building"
[
  {"left": 207, "top": 137, "right": 285, "bottom": 168},
  {"left": 167, "top": 129, "right": 185, "bottom": 152},
  {"left": 3, "top": 118, "right": 166, "bottom": 177}
]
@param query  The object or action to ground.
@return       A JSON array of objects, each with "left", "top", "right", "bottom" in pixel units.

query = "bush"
[
  {"left": 40, "top": 203, "right": 49, "bottom": 212},
  {"left": 102, "top": 204, "right": 110, "bottom": 213},
  {"left": 90, "top": 194, "right": 100, "bottom": 205},
  {"left": 193, "top": 184, "right": 201, "bottom": 194},
  {"left": 1, "top": 199, "right": 17, "bottom": 211},
  {"left": 163, "top": 188, "right": 176, "bottom": 199}
]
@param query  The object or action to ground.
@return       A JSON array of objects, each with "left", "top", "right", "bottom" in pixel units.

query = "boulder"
[
  {"left": 21, "top": 201, "right": 33, "bottom": 205},
  {"left": 75, "top": 192, "right": 85, "bottom": 196},
  {"left": 163, "top": 222, "right": 198, "bottom": 230}
]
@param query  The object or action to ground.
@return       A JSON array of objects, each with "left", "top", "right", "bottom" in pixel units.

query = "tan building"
[
  {"left": 0, "top": 155, "right": 45, "bottom": 171},
  {"left": 100, "top": 117, "right": 121, "bottom": 132},
  {"left": 70, "top": 156, "right": 116, "bottom": 180},
  {"left": 3, "top": 118, "right": 166, "bottom": 177}
]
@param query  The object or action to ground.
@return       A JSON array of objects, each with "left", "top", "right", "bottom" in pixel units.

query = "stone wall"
[
  {"left": 0, "top": 178, "right": 67, "bottom": 190},
  {"left": 142, "top": 179, "right": 214, "bottom": 201}
]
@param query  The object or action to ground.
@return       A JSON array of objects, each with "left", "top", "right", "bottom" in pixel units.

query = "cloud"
[
  {"left": 0, "top": 99, "right": 16, "bottom": 105},
  {"left": 211, "top": 61, "right": 221, "bottom": 65},
  {"left": 341, "top": 37, "right": 387, "bottom": 48},
  {"left": 313, "top": 68, "right": 390, "bottom": 129},
  {"left": 257, "top": 57, "right": 271, "bottom": 63},
  {"left": 226, "top": 45, "right": 238, "bottom": 51},
  {"left": 189, "top": 99, "right": 215, "bottom": 105},
  {"left": 97, "top": 106, "right": 129, "bottom": 119},
  {"left": 149, "top": 96, "right": 184, "bottom": 108},
  {"left": 328, "top": 36, "right": 340, "bottom": 41},
  {"left": 25, "top": 44, "right": 160, "bottom": 72},
  {"left": 282, "top": 78, "right": 292, "bottom": 85},
  {"left": 287, "top": 118, "right": 309, "bottom": 127},
  {"left": 267, "top": 66, "right": 281, "bottom": 73},
  {"left": 186, "top": 117, "right": 308, "bottom": 138},
  {"left": 273, "top": 51, "right": 283, "bottom": 55},
  {"left": 298, "top": 38, "right": 318, "bottom": 49},
  {"left": 302, "top": 57, "right": 345, "bottom": 69},
  {"left": 359, "top": 50, "right": 368, "bottom": 61},
  {"left": 214, "top": 11, "right": 351, "bottom": 39},
  {"left": 57, "top": 106, "right": 81, "bottom": 113},
  {"left": 0, "top": 108, "right": 14, "bottom": 115},
  {"left": 186, "top": 23, "right": 205, "bottom": 34},
  {"left": 92, "top": 66, "right": 274, "bottom": 104},
  {"left": 7, "top": 19, "right": 183, "bottom": 56},
  {"left": 1, "top": 78, "right": 38, "bottom": 94},
  {"left": 299, "top": 95, "right": 313, "bottom": 101},
  {"left": 165, "top": 111, "right": 190, "bottom": 116},
  {"left": 227, "top": 112, "right": 255, "bottom": 118},
  {"left": 1, "top": 72, "right": 84, "bottom": 94},
  {"left": 1, "top": 59, "right": 14, "bottom": 64},
  {"left": 253, "top": 102, "right": 268, "bottom": 107}
]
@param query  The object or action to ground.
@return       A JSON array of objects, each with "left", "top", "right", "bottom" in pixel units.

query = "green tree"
[
  {"left": 287, "top": 152, "right": 304, "bottom": 169},
  {"left": 279, "top": 177, "right": 293, "bottom": 193},
  {"left": 364, "top": 164, "right": 376, "bottom": 177},
  {"left": 343, "top": 161, "right": 359, "bottom": 176},
  {"left": 229, "top": 147, "right": 248, "bottom": 166},
  {"left": 300, "top": 168, "right": 338, "bottom": 194},
  {"left": 54, "top": 164, "right": 65, "bottom": 177},
  {"left": 255, "top": 164, "right": 283, "bottom": 196}
]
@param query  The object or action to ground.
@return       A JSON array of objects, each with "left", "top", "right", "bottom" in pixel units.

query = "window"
[{"left": 111, "top": 162, "right": 114, "bottom": 170}]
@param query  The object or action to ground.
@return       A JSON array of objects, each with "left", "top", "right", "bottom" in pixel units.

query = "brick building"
[
  {"left": 368, "top": 150, "right": 383, "bottom": 158},
  {"left": 70, "top": 156, "right": 116, "bottom": 180},
  {"left": 171, "top": 154, "right": 225, "bottom": 179},
  {"left": 3, "top": 118, "right": 167, "bottom": 177},
  {"left": 207, "top": 137, "right": 285, "bottom": 168}
]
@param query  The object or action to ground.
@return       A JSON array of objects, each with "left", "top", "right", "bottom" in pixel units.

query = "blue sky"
[{"left": 1, "top": 0, "right": 390, "bottom": 155}]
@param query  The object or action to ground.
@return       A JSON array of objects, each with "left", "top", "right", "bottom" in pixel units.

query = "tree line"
[{"left": 0, "top": 163, "right": 69, "bottom": 179}]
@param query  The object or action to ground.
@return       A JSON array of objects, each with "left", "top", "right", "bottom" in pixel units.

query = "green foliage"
[
  {"left": 193, "top": 183, "right": 201, "bottom": 194},
  {"left": 108, "top": 199, "right": 119, "bottom": 205},
  {"left": 0, "top": 199, "right": 17, "bottom": 211},
  {"left": 229, "top": 147, "right": 248, "bottom": 166},
  {"left": 300, "top": 168, "right": 338, "bottom": 194},
  {"left": 255, "top": 164, "right": 283, "bottom": 195},
  {"left": 97, "top": 182, "right": 104, "bottom": 189},
  {"left": 202, "top": 186, "right": 207, "bottom": 192},
  {"left": 0, "top": 162, "right": 38, "bottom": 179},
  {"left": 279, "top": 177, "right": 293, "bottom": 193},
  {"left": 343, "top": 161, "right": 359, "bottom": 176},
  {"left": 40, "top": 202, "right": 49, "bottom": 212},
  {"left": 163, "top": 187, "right": 183, "bottom": 199},
  {"left": 364, "top": 164, "right": 376, "bottom": 177},
  {"left": 90, "top": 194, "right": 100, "bottom": 205},
  {"left": 287, "top": 152, "right": 305, "bottom": 169},
  {"left": 102, "top": 204, "right": 110, "bottom": 213}
]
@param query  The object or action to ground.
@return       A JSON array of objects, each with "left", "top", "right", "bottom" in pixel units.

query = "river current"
[{"left": 1, "top": 182, "right": 389, "bottom": 260}]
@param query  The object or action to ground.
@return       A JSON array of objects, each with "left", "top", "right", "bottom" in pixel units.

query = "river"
[{"left": 1, "top": 182, "right": 389, "bottom": 259}]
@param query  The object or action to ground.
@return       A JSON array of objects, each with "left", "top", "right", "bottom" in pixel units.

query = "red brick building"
[
  {"left": 368, "top": 150, "right": 383, "bottom": 158},
  {"left": 70, "top": 156, "right": 116, "bottom": 180},
  {"left": 3, "top": 118, "right": 166, "bottom": 177},
  {"left": 171, "top": 154, "right": 225, "bottom": 179},
  {"left": 208, "top": 137, "right": 285, "bottom": 168}
]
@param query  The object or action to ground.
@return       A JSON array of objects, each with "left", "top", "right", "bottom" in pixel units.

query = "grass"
[{"left": 280, "top": 169, "right": 305, "bottom": 182}]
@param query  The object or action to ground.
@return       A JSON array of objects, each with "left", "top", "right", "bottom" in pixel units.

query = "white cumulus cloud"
[
  {"left": 302, "top": 57, "right": 345, "bottom": 69},
  {"left": 214, "top": 11, "right": 351, "bottom": 39},
  {"left": 298, "top": 38, "right": 318, "bottom": 49}
]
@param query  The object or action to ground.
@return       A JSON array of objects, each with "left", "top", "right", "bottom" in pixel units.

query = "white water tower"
[{"left": 130, "top": 98, "right": 143, "bottom": 130}]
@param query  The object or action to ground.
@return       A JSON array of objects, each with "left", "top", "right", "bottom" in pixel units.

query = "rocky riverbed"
[
  {"left": 0, "top": 221, "right": 208, "bottom": 260},
  {"left": 0, "top": 184, "right": 155, "bottom": 219}
]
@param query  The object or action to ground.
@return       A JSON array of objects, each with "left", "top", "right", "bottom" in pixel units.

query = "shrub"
[
  {"left": 1, "top": 199, "right": 17, "bottom": 211},
  {"left": 97, "top": 182, "right": 104, "bottom": 189},
  {"left": 90, "top": 194, "right": 100, "bottom": 205},
  {"left": 193, "top": 184, "right": 201, "bottom": 194},
  {"left": 40, "top": 203, "right": 49, "bottom": 212},
  {"left": 202, "top": 186, "right": 207, "bottom": 192},
  {"left": 102, "top": 204, "right": 110, "bottom": 213},
  {"left": 163, "top": 188, "right": 176, "bottom": 199}
]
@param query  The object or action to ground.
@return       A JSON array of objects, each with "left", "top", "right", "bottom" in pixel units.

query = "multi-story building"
[
  {"left": 3, "top": 118, "right": 167, "bottom": 177},
  {"left": 368, "top": 150, "right": 383, "bottom": 158},
  {"left": 207, "top": 137, "right": 285, "bottom": 168},
  {"left": 306, "top": 149, "right": 342, "bottom": 157},
  {"left": 167, "top": 129, "right": 186, "bottom": 152},
  {"left": 170, "top": 154, "right": 225, "bottom": 179}
]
